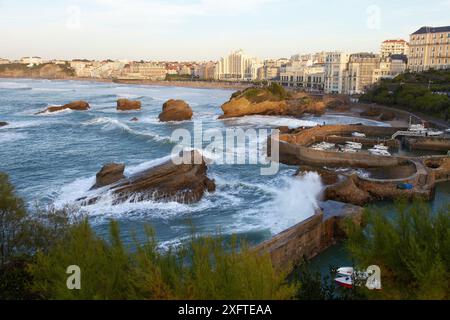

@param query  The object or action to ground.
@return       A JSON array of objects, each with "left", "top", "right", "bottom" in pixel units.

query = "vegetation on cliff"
[
  {"left": 0, "top": 172, "right": 295, "bottom": 300},
  {"left": 230, "top": 83, "right": 289, "bottom": 103},
  {"left": 361, "top": 69, "right": 450, "bottom": 120}
]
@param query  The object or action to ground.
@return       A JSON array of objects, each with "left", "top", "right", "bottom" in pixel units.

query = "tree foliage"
[{"left": 345, "top": 201, "right": 450, "bottom": 300}]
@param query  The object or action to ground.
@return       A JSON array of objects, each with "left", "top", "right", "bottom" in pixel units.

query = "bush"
[{"left": 345, "top": 200, "right": 450, "bottom": 300}]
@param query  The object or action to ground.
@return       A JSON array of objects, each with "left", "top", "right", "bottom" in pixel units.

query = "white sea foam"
[
  {"left": 222, "top": 115, "right": 318, "bottom": 129},
  {"left": 0, "top": 82, "right": 32, "bottom": 90},
  {"left": 0, "top": 131, "right": 28, "bottom": 143}
]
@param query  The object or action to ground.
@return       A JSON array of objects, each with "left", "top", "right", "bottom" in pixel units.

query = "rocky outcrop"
[
  {"left": 0, "top": 63, "right": 74, "bottom": 79},
  {"left": 92, "top": 163, "right": 125, "bottom": 189},
  {"left": 0, "top": 122, "right": 8, "bottom": 127},
  {"left": 130, "top": 117, "right": 139, "bottom": 122},
  {"left": 81, "top": 151, "right": 215, "bottom": 205},
  {"left": 325, "top": 175, "right": 371, "bottom": 206},
  {"left": 36, "top": 101, "right": 90, "bottom": 114},
  {"left": 117, "top": 99, "right": 142, "bottom": 111},
  {"left": 219, "top": 87, "right": 344, "bottom": 119},
  {"left": 296, "top": 165, "right": 340, "bottom": 186},
  {"left": 158, "top": 99, "right": 193, "bottom": 122}
]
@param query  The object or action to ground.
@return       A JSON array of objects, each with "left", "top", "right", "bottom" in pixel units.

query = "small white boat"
[
  {"left": 427, "top": 130, "right": 444, "bottom": 136},
  {"left": 445, "top": 129, "right": 450, "bottom": 133},
  {"left": 342, "top": 147, "right": 357, "bottom": 153},
  {"left": 369, "top": 148, "right": 391, "bottom": 156},
  {"left": 335, "top": 276, "right": 353, "bottom": 289},
  {"left": 352, "top": 132, "right": 366, "bottom": 138},
  {"left": 372, "top": 143, "right": 389, "bottom": 151},
  {"left": 337, "top": 267, "right": 354, "bottom": 276},
  {"left": 409, "top": 124, "right": 427, "bottom": 133},
  {"left": 345, "top": 141, "right": 362, "bottom": 149},
  {"left": 312, "top": 142, "right": 335, "bottom": 151}
]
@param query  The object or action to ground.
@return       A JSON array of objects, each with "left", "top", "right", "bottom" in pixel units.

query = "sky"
[{"left": 0, "top": 0, "right": 449, "bottom": 61}]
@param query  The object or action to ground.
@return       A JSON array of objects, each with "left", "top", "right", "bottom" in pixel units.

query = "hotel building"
[
  {"left": 408, "top": 26, "right": 450, "bottom": 72},
  {"left": 324, "top": 52, "right": 349, "bottom": 94},
  {"left": 214, "top": 50, "right": 260, "bottom": 81},
  {"left": 381, "top": 39, "right": 409, "bottom": 58}
]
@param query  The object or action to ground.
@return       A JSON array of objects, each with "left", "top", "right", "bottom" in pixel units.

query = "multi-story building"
[
  {"left": 20, "top": 56, "right": 47, "bottom": 66},
  {"left": 381, "top": 39, "right": 409, "bottom": 58},
  {"left": 324, "top": 52, "right": 349, "bottom": 94},
  {"left": 408, "top": 26, "right": 450, "bottom": 72},
  {"left": 214, "top": 50, "right": 260, "bottom": 81},
  {"left": 279, "top": 60, "right": 325, "bottom": 91},
  {"left": 194, "top": 62, "right": 216, "bottom": 80},
  {"left": 345, "top": 53, "right": 381, "bottom": 94},
  {"left": 121, "top": 61, "right": 167, "bottom": 80},
  {"left": 0, "top": 58, "right": 11, "bottom": 65}
]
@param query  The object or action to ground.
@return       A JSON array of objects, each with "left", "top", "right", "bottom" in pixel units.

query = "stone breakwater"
[
  {"left": 270, "top": 124, "right": 450, "bottom": 206},
  {"left": 255, "top": 202, "right": 363, "bottom": 271}
]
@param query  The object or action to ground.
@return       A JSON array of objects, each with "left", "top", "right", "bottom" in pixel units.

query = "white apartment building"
[
  {"left": 381, "top": 39, "right": 409, "bottom": 58},
  {"left": 324, "top": 52, "right": 349, "bottom": 94},
  {"left": 279, "top": 63, "right": 325, "bottom": 91},
  {"left": 345, "top": 53, "right": 381, "bottom": 94},
  {"left": 214, "top": 50, "right": 260, "bottom": 81}
]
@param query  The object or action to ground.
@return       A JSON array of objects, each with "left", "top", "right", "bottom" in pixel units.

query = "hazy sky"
[{"left": 1, "top": 0, "right": 449, "bottom": 61}]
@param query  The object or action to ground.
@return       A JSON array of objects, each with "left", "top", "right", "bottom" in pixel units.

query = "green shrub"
[{"left": 345, "top": 200, "right": 450, "bottom": 300}]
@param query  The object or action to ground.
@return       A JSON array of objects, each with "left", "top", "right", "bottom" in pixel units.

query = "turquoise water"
[{"left": 1, "top": 78, "right": 447, "bottom": 253}]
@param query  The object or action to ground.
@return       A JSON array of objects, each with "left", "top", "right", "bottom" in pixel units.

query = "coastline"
[{"left": 0, "top": 75, "right": 251, "bottom": 91}]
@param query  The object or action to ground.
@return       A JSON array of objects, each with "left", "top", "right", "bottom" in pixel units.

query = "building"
[
  {"left": 214, "top": 50, "right": 260, "bottom": 81},
  {"left": 408, "top": 26, "right": 450, "bottom": 72},
  {"left": 324, "top": 52, "right": 349, "bottom": 94},
  {"left": 121, "top": 62, "right": 167, "bottom": 80},
  {"left": 381, "top": 39, "right": 409, "bottom": 58},
  {"left": 344, "top": 53, "right": 381, "bottom": 94},
  {"left": 19, "top": 56, "right": 47, "bottom": 66},
  {"left": 280, "top": 64, "right": 325, "bottom": 91},
  {"left": 0, "top": 58, "right": 11, "bottom": 65},
  {"left": 194, "top": 62, "right": 216, "bottom": 80}
]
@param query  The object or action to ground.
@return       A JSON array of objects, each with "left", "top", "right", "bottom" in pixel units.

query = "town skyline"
[{"left": 1, "top": 0, "right": 450, "bottom": 61}]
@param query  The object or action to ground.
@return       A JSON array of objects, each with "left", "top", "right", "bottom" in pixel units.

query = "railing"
[{"left": 392, "top": 131, "right": 425, "bottom": 139}]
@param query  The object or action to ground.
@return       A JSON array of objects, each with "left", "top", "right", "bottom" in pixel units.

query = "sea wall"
[
  {"left": 405, "top": 137, "right": 450, "bottom": 152},
  {"left": 255, "top": 203, "right": 363, "bottom": 271}
]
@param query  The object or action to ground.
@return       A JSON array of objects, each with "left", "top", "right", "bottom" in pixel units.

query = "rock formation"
[
  {"left": 117, "top": 99, "right": 142, "bottom": 111},
  {"left": 296, "top": 166, "right": 340, "bottom": 186},
  {"left": 158, "top": 99, "right": 193, "bottom": 122},
  {"left": 325, "top": 175, "right": 371, "bottom": 206},
  {"left": 0, "top": 63, "right": 74, "bottom": 79},
  {"left": 219, "top": 85, "right": 345, "bottom": 119},
  {"left": 81, "top": 151, "right": 215, "bottom": 205},
  {"left": 0, "top": 122, "right": 8, "bottom": 127},
  {"left": 130, "top": 117, "right": 139, "bottom": 122},
  {"left": 36, "top": 101, "right": 90, "bottom": 114},
  {"left": 91, "top": 163, "right": 125, "bottom": 189}
]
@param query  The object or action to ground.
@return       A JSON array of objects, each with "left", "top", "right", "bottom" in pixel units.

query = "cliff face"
[{"left": 0, "top": 63, "right": 75, "bottom": 79}]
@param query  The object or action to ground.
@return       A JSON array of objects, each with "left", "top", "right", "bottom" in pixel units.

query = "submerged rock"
[
  {"left": 36, "top": 101, "right": 90, "bottom": 114},
  {"left": 130, "top": 117, "right": 139, "bottom": 122},
  {"left": 82, "top": 151, "right": 215, "bottom": 205},
  {"left": 92, "top": 163, "right": 125, "bottom": 189},
  {"left": 117, "top": 99, "right": 142, "bottom": 111},
  {"left": 158, "top": 99, "right": 193, "bottom": 122},
  {"left": 0, "top": 121, "right": 8, "bottom": 127}
]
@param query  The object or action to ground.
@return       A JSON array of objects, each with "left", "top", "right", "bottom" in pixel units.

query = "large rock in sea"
[
  {"left": 0, "top": 121, "right": 8, "bottom": 127},
  {"left": 219, "top": 86, "right": 340, "bottom": 119},
  {"left": 36, "top": 101, "right": 90, "bottom": 114},
  {"left": 117, "top": 99, "right": 142, "bottom": 111},
  {"left": 92, "top": 163, "right": 125, "bottom": 189},
  {"left": 81, "top": 151, "right": 215, "bottom": 205},
  {"left": 159, "top": 99, "right": 193, "bottom": 122}
]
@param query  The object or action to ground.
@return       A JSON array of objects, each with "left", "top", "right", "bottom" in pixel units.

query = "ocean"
[{"left": 1, "top": 78, "right": 448, "bottom": 252}]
